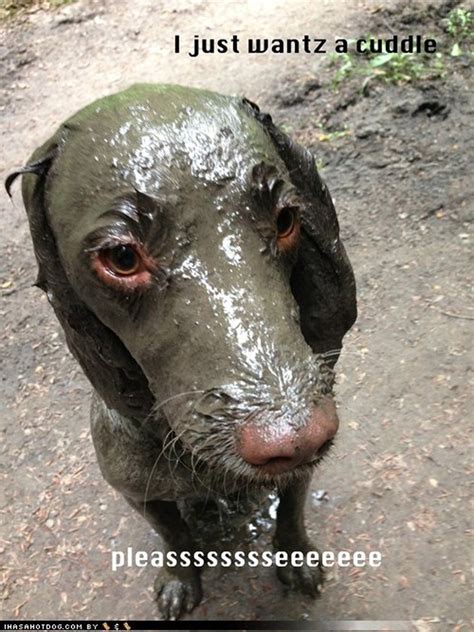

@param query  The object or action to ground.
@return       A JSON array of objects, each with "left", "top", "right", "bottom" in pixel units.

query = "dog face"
[{"left": 8, "top": 84, "right": 356, "bottom": 481}]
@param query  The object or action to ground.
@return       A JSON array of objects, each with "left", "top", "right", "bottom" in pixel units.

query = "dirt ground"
[{"left": 0, "top": 0, "right": 473, "bottom": 628}]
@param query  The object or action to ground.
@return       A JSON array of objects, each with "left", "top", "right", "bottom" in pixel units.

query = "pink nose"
[{"left": 237, "top": 398, "right": 339, "bottom": 475}]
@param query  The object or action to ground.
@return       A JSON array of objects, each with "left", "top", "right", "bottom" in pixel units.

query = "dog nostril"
[
  {"left": 237, "top": 398, "right": 339, "bottom": 474},
  {"left": 237, "top": 421, "right": 299, "bottom": 466},
  {"left": 312, "top": 437, "right": 333, "bottom": 460}
]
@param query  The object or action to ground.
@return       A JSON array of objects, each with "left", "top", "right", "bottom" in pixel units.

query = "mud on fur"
[{"left": 6, "top": 84, "right": 357, "bottom": 620}]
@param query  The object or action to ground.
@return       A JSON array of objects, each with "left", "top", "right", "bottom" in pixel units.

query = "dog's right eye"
[
  {"left": 101, "top": 245, "right": 141, "bottom": 276},
  {"left": 91, "top": 242, "right": 154, "bottom": 291}
]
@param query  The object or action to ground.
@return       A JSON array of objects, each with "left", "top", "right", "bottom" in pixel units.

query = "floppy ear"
[
  {"left": 6, "top": 144, "right": 154, "bottom": 421},
  {"left": 243, "top": 99, "right": 357, "bottom": 360}
]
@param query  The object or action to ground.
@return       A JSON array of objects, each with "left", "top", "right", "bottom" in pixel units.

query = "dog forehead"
[{"left": 47, "top": 84, "right": 284, "bottom": 243}]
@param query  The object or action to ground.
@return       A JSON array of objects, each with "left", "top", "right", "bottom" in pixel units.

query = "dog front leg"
[
  {"left": 273, "top": 473, "right": 323, "bottom": 596},
  {"left": 126, "top": 497, "right": 202, "bottom": 620}
]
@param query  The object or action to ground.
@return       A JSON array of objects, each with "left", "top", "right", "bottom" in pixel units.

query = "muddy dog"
[{"left": 7, "top": 84, "right": 357, "bottom": 620}]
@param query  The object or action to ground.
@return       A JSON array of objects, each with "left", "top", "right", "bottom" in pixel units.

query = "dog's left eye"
[
  {"left": 275, "top": 206, "right": 300, "bottom": 251},
  {"left": 100, "top": 245, "right": 141, "bottom": 276},
  {"left": 277, "top": 207, "right": 297, "bottom": 238}
]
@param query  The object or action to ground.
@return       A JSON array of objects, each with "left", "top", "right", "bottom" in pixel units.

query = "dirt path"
[{"left": 1, "top": 0, "right": 472, "bottom": 627}]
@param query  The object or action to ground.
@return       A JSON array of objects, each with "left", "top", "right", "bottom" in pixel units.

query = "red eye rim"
[
  {"left": 90, "top": 243, "right": 154, "bottom": 291},
  {"left": 275, "top": 206, "right": 300, "bottom": 251}
]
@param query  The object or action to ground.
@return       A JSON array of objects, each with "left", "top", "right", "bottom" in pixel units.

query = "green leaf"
[
  {"left": 369, "top": 53, "right": 394, "bottom": 67},
  {"left": 451, "top": 42, "right": 462, "bottom": 57}
]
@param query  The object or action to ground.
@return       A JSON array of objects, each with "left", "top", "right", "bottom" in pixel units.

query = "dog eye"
[
  {"left": 90, "top": 242, "right": 155, "bottom": 292},
  {"left": 275, "top": 207, "right": 300, "bottom": 254},
  {"left": 276, "top": 207, "right": 297, "bottom": 238},
  {"left": 100, "top": 245, "right": 141, "bottom": 276}
]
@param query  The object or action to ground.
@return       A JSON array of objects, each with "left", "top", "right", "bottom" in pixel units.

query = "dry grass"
[{"left": 0, "top": 0, "right": 75, "bottom": 21}]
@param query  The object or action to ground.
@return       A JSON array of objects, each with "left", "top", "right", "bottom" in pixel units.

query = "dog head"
[{"left": 7, "top": 84, "right": 356, "bottom": 481}]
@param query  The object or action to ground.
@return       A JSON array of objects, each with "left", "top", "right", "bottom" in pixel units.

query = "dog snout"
[{"left": 236, "top": 397, "right": 339, "bottom": 475}]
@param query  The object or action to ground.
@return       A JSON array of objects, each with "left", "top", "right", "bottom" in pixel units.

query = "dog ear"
[
  {"left": 243, "top": 99, "right": 357, "bottom": 360},
  {"left": 6, "top": 144, "right": 154, "bottom": 421}
]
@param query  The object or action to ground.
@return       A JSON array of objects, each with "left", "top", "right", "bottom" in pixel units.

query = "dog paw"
[
  {"left": 276, "top": 556, "right": 324, "bottom": 597},
  {"left": 155, "top": 569, "right": 202, "bottom": 620}
]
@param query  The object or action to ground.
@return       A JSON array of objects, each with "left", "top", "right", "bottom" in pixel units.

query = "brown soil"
[{"left": 1, "top": 0, "right": 472, "bottom": 628}]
